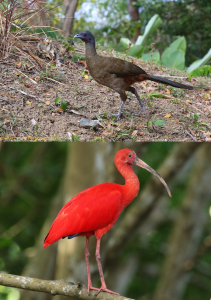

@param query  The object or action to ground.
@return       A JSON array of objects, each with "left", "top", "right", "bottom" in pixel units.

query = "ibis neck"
[{"left": 118, "top": 164, "right": 140, "bottom": 209}]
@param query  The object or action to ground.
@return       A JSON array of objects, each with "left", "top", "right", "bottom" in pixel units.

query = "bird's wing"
[
  {"left": 103, "top": 57, "right": 147, "bottom": 77},
  {"left": 44, "top": 183, "right": 123, "bottom": 245}
]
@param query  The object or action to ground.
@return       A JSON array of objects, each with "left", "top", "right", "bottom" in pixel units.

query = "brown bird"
[{"left": 74, "top": 31, "right": 193, "bottom": 120}]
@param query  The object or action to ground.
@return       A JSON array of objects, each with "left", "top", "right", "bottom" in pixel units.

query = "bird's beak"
[
  {"left": 74, "top": 33, "right": 82, "bottom": 39},
  {"left": 133, "top": 157, "right": 172, "bottom": 197}
]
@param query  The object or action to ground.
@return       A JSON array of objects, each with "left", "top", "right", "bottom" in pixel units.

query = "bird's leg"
[
  {"left": 114, "top": 101, "right": 125, "bottom": 121},
  {"left": 112, "top": 92, "right": 127, "bottom": 120},
  {"left": 84, "top": 237, "right": 94, "bottom": 294},
  {"left": 85, "top": 237, "right": 102, "bottom": 294},
  {"left": 94, "top": 238, "right": 119, "bottom": 295},
  {"left": 126, "top": 86, "right": 145, "bottom": 116}
]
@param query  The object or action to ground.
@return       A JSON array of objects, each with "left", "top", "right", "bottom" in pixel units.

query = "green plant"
[
  {"left": 55, "top": 97, "right": 62, "bottom": 104},
  {"left": 93, "top": 137, "right": 103, "bottom": 142},
  {"left": 62, "top": 39, "right": 75, "bottom": 51},
  {"left": 61, "top": 101, "right": 68, "bottom": 111},
  {"left": 187, "top": 49, "right": 211, "bottom": 73},
  {"left": 35, "top": 124, "right": 39, "bottom": 137},
  {"left": 147, "top": 115, "right": 166, "bottom": 131},
  {"left": 72, "top": 54, "right": 85, "bottom": 62},
  {"left": 72, "top": 134, "right": 79, "bottom": 142},
  {"left": 34, "top": 27, "right": 57, "bottom": 39},
  {"left": 188, "top": 65, "right": 211, "bottom": 79},
  {"left": 193, "top": 114, "right": 199, "bottom": 122},
  {"left": 120, "top": 14, "right": 162, "bottom": 58}
]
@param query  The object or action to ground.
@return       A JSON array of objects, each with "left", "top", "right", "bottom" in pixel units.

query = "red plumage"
[
  {"left": 43, "top": 183, "right": 124, "bottom": 246},
  {"left": 43, "top": 148, "right": 171, "bottom": 295}
]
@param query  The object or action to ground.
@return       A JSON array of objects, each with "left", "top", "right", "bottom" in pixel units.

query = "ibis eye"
[{"left": 128, "top": 154, "right": 132, "bottom": 158}]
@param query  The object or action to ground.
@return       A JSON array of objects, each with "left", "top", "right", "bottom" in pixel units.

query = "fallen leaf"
[
  {"left": 24, "top": 84, "right": 32, "bottom": 88},
  {"left": 165, "top": 113, "right": 171, "bottom": 118},
  {"left": 84, "top": 75, "right": 89, "bottom": 79},
  {"left": 46, "top": 101, "right": 50, "bottom": 105},
  {"left": 204, "top": 93, "right": 210, "bottom": 100},
  {"left": 26, "top": 101, "right": 32, "bottom": 105},
  {"left": 132, "top": 130, "right": 138, "bottom": 136},
  {"left": 165, "top": 89, "right": 171, "bottom": 94},
  {"left": 16, "top": 62, "right": 22, "bottom": 68}
]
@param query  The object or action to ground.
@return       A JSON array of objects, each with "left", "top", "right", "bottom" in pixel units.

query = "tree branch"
[{"left": 0, "top": 273, "right": 134, "bottom": 300}]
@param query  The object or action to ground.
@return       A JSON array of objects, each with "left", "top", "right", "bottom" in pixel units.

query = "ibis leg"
[
  {"left": 95, "top": 238, "right": 119, "bottom": 295},
  {"left": 84, "top": 237, "right": 92, "bottom": 293},
  {"left": 84, "top": 237, "right": 101, "bottom": 294}
]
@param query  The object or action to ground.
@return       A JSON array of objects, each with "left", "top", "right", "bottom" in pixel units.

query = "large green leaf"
[
  {"left": 135, "top": 35, "right": 144, "bottom": 45},
  {"left": 187, "top": 48, "right": 211, "bottom": 73},
  {"left": 120, "top": 38, "right": 133, "bottom": 50},
  {"left": 162, "top": 49, "right": 185, "bottom": 70},
  {"left": 141, "top": 52, "right": 160, "bottom": 63},
  {"left": 161, "top": 36, "right": 186, "bottom": 65},
  {"left": 128, "top": 45, "right": 145, "bottom": 58},
  {"left": 136, "top": 14, "right": 162, "bottom": 46},
  {"left": 120, "top": 14, "right": 162, "bottom": 58},
  {"left": 169, "top": 36, "right": 186, "bottom": 53}
]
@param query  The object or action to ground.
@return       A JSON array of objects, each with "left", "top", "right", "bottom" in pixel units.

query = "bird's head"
[
  {"left": 115, "top": 149, "right": 172, "bottom": 197},
  {"left": 74, "top": 31, "right": 95, "bottom": 45}
]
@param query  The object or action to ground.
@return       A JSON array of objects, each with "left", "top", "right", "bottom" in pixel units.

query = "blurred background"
[{"left": 0, "top": 142, "right": 211, "bottom": 300}]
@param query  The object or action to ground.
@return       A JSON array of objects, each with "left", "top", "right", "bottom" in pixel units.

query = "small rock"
[
  {"left": 80, "top": 118, "right": 98, "bottom": 130},
  {"left": 31, "top": 118, "right": 37, "bottom": 126}
]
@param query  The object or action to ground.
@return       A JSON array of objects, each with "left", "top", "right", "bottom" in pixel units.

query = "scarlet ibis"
[{"left": 43, "top": 148, "right": 171, "bottom": 295}]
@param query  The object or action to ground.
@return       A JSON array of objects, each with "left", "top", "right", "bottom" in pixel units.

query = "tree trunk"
[
  {"left": 127, "top": 0, "right": 140, "bottom": 42},
  {"left": 153, "top": 143, "right": 211, "bottom": 300},
  {"left": 62, "top": 0, "right": 79, "bottom": 37}
]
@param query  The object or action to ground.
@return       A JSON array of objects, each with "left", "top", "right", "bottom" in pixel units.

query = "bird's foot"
[
  {"left": 94, "top": 287, "right": 119, "bottom": 296},
  {"left": 135, "top": 103, "right": 146, "bottom": 116},
  {"left": 88, "top": 285, "right": 119, "bottom": 296},
  {"left": 110, "top": 113, "right": 121, "bottom": 121}
]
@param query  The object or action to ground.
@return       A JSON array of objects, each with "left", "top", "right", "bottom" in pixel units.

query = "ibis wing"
[{"left": 44, "top": 183, "right": 123, "bottom": 246}]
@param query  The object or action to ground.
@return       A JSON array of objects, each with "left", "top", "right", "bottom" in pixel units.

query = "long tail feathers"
[{"left": 147, "top": 74, "right": 193, "bottom": 90}]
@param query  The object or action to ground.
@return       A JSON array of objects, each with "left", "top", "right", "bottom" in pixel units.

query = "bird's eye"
[{"left": 128, "top": 154, "right": 132, "bottom": 158}]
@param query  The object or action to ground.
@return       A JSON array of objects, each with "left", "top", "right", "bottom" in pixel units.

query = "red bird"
[{"left": 43, "top": 149, "right": 171, "bottom": 295}]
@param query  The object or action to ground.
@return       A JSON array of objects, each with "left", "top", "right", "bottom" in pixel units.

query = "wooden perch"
[{"left": 0, "top": 273, "right": 134, "bottom": 300}]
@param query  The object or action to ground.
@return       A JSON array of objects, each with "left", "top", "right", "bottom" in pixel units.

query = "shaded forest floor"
[{"left": 0, "top": 39, "right": 211, "bottom": 141}]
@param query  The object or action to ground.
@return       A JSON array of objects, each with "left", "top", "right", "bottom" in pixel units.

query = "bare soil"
[{"left": 0, "top": 43, "right": 211, "bottom": 141}]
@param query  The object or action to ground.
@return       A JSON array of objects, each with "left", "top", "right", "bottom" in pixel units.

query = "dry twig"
[{"left": 0, "top": 273, "right": 134, "bottom": 300}]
